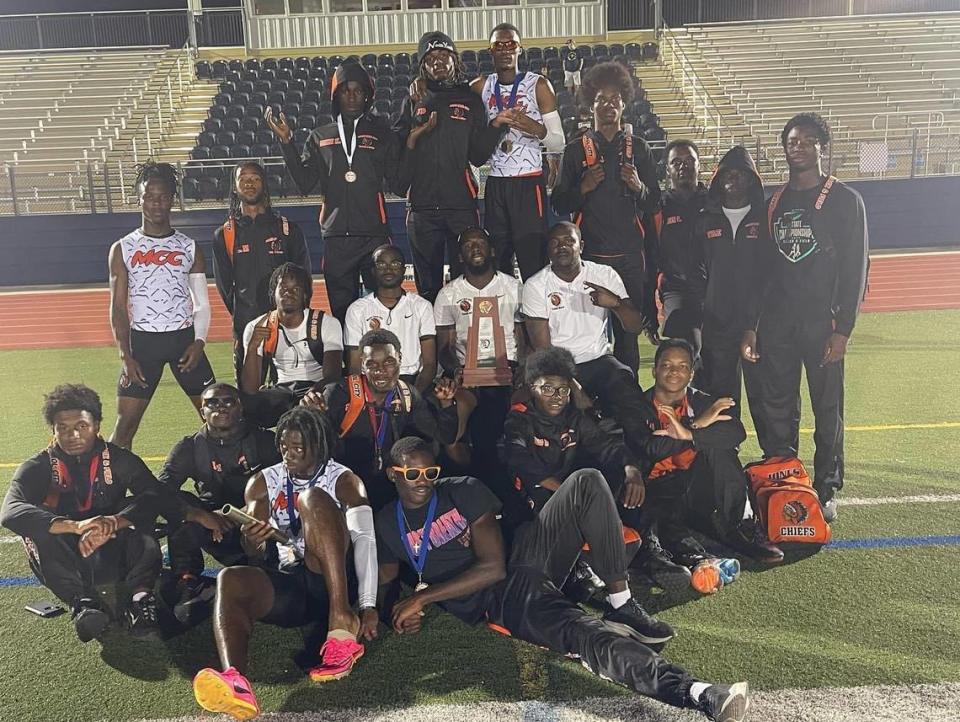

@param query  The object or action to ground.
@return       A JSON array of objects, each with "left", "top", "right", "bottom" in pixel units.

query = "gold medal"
[
  {"left": 344, "top": 170, "right": 357, "bottom": 183},
  {"left": 500, "top": 139, "right": 513, "bottom": 154}
]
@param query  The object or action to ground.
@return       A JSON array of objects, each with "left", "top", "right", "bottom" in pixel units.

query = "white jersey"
[
  {"left": 242, "top": 311, "right": 344, "bottom": 385},
  {"left": 481, "top": 72, "right": 544, "bottom": 178},
  {"left": 434, "top": 272, "right": 522, "bottom": 365},
  {"left": 119, "top": 228, "right": 196, "bottom": 333},
  {"left": 521, "top": 260, "right": 629, "bottom": 365},
  {"left": 262, "top": 459, "right": 350, "bottom": 566},
  {"left": 344, "top": 292, "right": 436, "bottom": 377}
]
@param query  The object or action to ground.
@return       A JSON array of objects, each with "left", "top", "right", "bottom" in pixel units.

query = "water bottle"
[{"left": 690, "top": 557, "right": 741, "bottom": 594}]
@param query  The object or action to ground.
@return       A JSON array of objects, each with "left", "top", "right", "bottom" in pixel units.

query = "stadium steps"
[{"left": 147, "top": 80, "right": 222, "bottom": 164}]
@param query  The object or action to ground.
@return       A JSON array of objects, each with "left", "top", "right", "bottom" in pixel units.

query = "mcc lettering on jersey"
[{"left": 129, "top": 249, "right": 186, "bottom": 267}]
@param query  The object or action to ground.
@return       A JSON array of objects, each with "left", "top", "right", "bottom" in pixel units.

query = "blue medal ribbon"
[
  {"left": 396, "top": 491, "right": 439, "bottom": 580},
  {"left": 494, "top": 72, "right": 525, "bottom": 113}
]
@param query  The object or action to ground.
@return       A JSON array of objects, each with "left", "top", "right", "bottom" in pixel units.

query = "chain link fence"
[{"left": 1, "top": 129, "right": 957, "bottom": 217}]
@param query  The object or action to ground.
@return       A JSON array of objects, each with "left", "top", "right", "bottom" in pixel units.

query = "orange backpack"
[{"left": 744, "top": 456, "right": 831, "bottom": 545}]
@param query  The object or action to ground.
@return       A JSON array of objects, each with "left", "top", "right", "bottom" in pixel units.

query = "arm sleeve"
[
  {"left": 280, "top": 133, "right": 327, "bottom": 196},
  {"left": 551, "top": 143, "right": 585, "bottom": 216},
  {"left": 345, "top": 504, "right": 378, "bottom": 609},
  {"left": 189, "top": 272, "right": 211, "bottom": 342},
  {"left": 156, "top": 437, "right": 193, "bottom": 490},
  {"left": 541, "top": 110, "right": 565, "bottom": 154},
  {"left": 833, "top": 191, "right": 869, "bottom": 337},
  {"left": 287, "top": 222, "right": 312, "bottom": 273},
  {"left": 211, "top": 227, "right": 234, "bottom": 313},
  {"left": 633, "top": 138, "right": 662, "bottom": 214},
  {"left": 0, "top": 457, "right": 62, "bottom": 538}
]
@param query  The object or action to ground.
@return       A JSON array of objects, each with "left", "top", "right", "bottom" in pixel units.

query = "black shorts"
[
  {"left": 118, "top": 327, "right": 215, "bottom": 400},
  {"left": 260, "top": 563, "right": 330, "bottom": 628}
]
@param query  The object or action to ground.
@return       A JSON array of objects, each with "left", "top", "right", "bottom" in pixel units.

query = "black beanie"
[
  {"left": 330, "top": 61, "right": 375, "bottom": 116},
  {"left": 418, "top": 31, "right": 458, "bottom": 64}
]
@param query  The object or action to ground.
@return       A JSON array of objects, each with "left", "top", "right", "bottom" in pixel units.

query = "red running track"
[{"left": 0, "top": 253, "right": 957, "bottom": 351}]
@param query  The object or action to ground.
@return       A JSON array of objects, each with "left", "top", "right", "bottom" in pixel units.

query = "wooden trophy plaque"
[{"left": 462, "top": 296, "right": 513, "bottom": 387}]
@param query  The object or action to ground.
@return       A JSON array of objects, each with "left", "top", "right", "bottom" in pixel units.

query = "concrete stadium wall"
[{"left": 1, "top": 175, "right": 958, "bottom": 287}]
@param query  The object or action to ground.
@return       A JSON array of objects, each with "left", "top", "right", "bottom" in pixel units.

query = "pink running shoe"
[
  {"left": 308, "top": 635, "right": 365, "bottom": 682},
  {"left": 193, "top": 666, "right": 260, "bottom": 720}
]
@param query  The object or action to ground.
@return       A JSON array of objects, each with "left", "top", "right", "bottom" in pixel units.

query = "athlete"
[
  {"left": 267, "top": 62, "right": 399, "bottom": 323},
  {"left": 344, "top": 245, "right": 437, "bottom": 393},
  {"left": 192, "top": 407, "right": 376, "bottom": 720},
  {"left": 2, "top": 384, "right": 220, "bottom": 643},
  {"left": 472, "top": 22, "right": 566, "bottom": 280},
  {"left": 651, "top": 139, "right": 709, "bottom": 358},
  {"left": 213, "top": 161, "right": 311, "bottom": 378},
  {"left": 375, "top": 437, "right": 751, "bottom": 722},
  {"left": 108, "top": 162, "right": 215, "bottom": 449},
  {"left": 395, "top": 31, "right": 508, "bottom": 303},
  {"left": 552, "top": 61, "right": 661, "bottom": 373},
  {"left": 158, "top": 383, "right": 280, "bottom": 623},
  {"left": 741, "top": 113, "right": 869, "bottom": 522}
]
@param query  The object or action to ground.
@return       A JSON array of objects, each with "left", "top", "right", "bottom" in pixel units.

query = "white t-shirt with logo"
[
  {"left": 521, "top": 260, "right": 628, "bottom": 364},
  {"left": 119, "top": 228, "right": 196, "bottom": 333},
  {"left": 344, "top": 292, "right": 436, "bottom": 377},
  {"left": 434, "top": 271, "right": 522, "bottom": 365},
  {"left": 242, "top": 311, "right": 343, "bottom": 385}
]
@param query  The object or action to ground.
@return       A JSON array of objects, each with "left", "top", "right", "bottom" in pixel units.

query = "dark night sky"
[{"left": 1, "top": 1, "right": 241, "bottom": 15}]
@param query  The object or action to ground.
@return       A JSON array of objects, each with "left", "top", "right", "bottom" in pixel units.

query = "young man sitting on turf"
[
  {"left": 240, "top": 262, "right": 343, "bottom": 426},
  {"left": 192, "top": 407, "right": 377, "bottom": 720},
  {"left": 1, "top": 384, "right": 223, "bottom": 643},
  {"left": 301, "top": 329, "right": 459, "bottom": 510},
  {"left": 374, "top": 436, "right": 751, "bottom": 722},
  {"left": 158, "top": 383, "right": 280, "bottom": 623},
  {"left": 635, "top": 339, "right": 783, "bottom": 565}
]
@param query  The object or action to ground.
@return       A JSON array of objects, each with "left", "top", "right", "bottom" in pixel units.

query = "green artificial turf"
[{"left": 0, "top": 309, "right": 958, "bottom": 722}]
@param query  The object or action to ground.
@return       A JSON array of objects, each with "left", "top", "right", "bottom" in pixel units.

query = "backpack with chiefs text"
[{"left": 744, "top": 456, "right": 831, "bottom": 546}]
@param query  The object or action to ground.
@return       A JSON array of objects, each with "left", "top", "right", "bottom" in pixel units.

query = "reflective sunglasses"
[
  {"left": 491, "top": 40, "right": 519, "bottom": 51},
  {"left": 202, "top": 396, "right": 239, "bottom": 409}
]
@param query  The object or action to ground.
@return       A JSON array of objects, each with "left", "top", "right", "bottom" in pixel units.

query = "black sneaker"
[
  {"left": 172, "top": 575, "right": 216, "bottom": 625},
  {"left": 729, "top": 520, "right": 784, "bottom": 564},
  {"left": 697, "top": 681, "right": 750, "bottom": 722},
  {"left": 72, "top": 597, "right": 109, "bottom": 643},
  {"left": 637, "top": 536, "right": 693, "bottom": 595},
  {"left": 126, "top": 592, "right": 161, "bottom": 641},
  {"left": 561, "top": 559, "right": 606, "bottom": 603},
  {"left": 671, "top": 535, "right": 711, "bottom": 569},
  {"left": 602, "top": 597, "right": 675, "bottom": 645}
]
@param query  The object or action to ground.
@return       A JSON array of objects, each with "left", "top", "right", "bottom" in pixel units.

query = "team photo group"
[{"left": 1, "top": 19, "right": 869, "bottom": 722}]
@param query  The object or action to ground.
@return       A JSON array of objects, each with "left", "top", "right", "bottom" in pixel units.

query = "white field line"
[
  {"left": 1, "top": 493, "right": 958, "bottom": 545},
  {"left": 127, "top": 682, "right": 960, "bottom": 722}
]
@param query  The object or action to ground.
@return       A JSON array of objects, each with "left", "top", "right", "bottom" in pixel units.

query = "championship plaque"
[{"left": 462, "top": 296, "right": 512, "bottom": 387}]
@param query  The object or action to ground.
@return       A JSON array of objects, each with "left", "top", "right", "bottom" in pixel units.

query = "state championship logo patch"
[{"left": 774, "top": 210, "right": 819, "bottom": 263}]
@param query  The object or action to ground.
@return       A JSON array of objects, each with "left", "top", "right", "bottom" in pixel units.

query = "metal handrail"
[{"left": 124, "top": 44, "right": 193, "bottom": 163}]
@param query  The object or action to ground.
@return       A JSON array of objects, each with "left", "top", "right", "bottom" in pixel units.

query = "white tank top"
[
  {"left": 119, "top": 229, "right": 196, "bottom": 333},
  {"left": 481, "top": 72, "right": 544, "bottom": 177},
  {"left": 262, "top": 459, "right": 349, "bottom": 565}
]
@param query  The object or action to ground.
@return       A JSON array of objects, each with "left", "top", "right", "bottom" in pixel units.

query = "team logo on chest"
[
  {"left": 549, "top": 292, "right": 562, "bottom": 307},
  {"left": 130, "top": 249, "right": 185, "bottom": 267},
  {"left": 458, "top": 299, "right": 472, "bottom": 313}
]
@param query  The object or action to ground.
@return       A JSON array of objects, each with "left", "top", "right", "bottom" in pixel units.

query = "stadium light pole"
[
  {"left": 654, "top": 0, "right": 663, "bottom": 37},
  {"left": 187, "top": 0, "right": 201, "bottom": 51}
]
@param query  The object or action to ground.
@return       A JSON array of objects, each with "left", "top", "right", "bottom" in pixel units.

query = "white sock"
[
  {"left": 689, "top": 682, "right": 711, "bottom": 703},
  {"left": 132, "top": 591, "right": 148, "bottom": 602},
  {"left": 606, "top": 589, "right": 631, "bottom": 609}
]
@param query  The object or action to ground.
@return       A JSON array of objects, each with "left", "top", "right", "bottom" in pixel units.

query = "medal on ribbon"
[
  {"left": 337, "top": 115, "right": 360, "bottom": 183},
  {"left": 396, "top": 491, "right": 439, "bottom": 592},
  {"left": 495, "top": 72, "right": 525, "bottom": 155}
]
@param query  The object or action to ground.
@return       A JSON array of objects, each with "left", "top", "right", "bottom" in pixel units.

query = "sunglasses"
[
  {"left": 533, "top": 383, "right": 572, "bottom": 398},
  {"left": 491, "top": 40, "right": 519, "bottom": 51},
  {"left": 391, "top": 465, "right": 442, "bottom": 482},
  {"left": 202, "top": 396, "right": 239, "bottom": 409}
]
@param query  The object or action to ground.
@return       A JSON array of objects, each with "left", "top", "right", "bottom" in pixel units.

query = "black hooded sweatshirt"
[
  {"left": 650, "top": 183, "right": 709, "bottom": 298},
  {"left": 280, "top": 62, "right": 399, "bottom": 238},
  {"left": 695, "top": 146, "right": 767, "bottom": 339},
  {"left": 393, "top": 79, "right": 505, "bottom": 212}
]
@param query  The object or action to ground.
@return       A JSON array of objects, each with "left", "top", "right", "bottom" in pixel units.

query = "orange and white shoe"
[
  {"left": 308, "top": 630, "right": 365, "bottom": 682},
  {"left": 193, "top": 666, "right": 260, "bottom": 720}
]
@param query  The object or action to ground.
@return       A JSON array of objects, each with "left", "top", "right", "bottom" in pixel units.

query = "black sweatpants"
[
  {"left": 699, "top": 331, "right": 742, "bottom": 406},
  {"left": 631, "top": 448, "right": 748, "bottom": 547},
  {"left": 323, "top": 234, "right": 384, "bottom": 324},
  {"left": 484, "top": 469, "right": 694, "bottom": 709},
  {"left": 661, "top": 290, "right": 703, "bottom": 364},
  {"left": 585, "top": 253, "right": 649, "bottom": 374},
  {"left": 167, "top": 493, "right": 249, "bottom": 578},
  {"left": 576, "top": 354, "right": 649, "bottom": 456},
  {"left": 484, "top": 175, "right": 548, "bottom": 281},
  {"left": 408, "top": 208, "right": 479, "bottom": 304},
  {"left": 23, "top": 527, "right": 162, "bottom": 607},
  {"left": 755, "top": 313, "right": 844, "bottom": 500}
]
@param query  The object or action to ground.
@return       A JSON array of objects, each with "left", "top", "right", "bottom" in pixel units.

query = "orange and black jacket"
[
  {"left": 635, "top": 387, "right": 746, "bottom": 480},
  {"left": 695, "top": 146, "right": 768, "bottom": 338},
  {"left": 552, "top": 129, "right": 661, "bottom": 257},
  {"left": 650, "top": 184, "right": 709, "bottom": 297},
  {"left": 392, "top": 80, "right": 505, "bottom": 212},
  {"left": 504, "top": 402, "right": 638, "bottom": 511},
  {"left": 2, "top": 439, "right": 187, "bottom": 539},
  {"left": 212, "top": 211, "right": 310, "bottom": 335}
]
